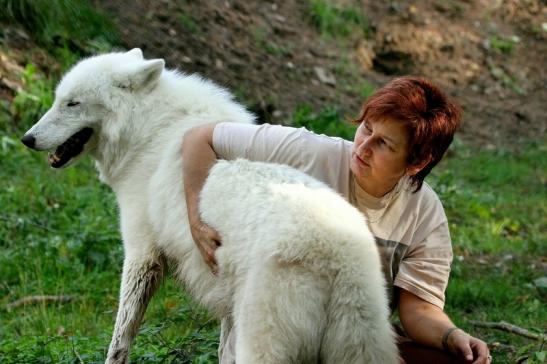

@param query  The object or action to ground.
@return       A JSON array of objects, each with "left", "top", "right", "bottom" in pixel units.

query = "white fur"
[{"left": 23, "top": 49, "right": 398, "bottom": 364}]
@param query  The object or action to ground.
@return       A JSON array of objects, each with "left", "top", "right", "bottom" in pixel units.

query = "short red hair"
[{"left": 354, "top": 76, "right": 462, "bottom": 191}]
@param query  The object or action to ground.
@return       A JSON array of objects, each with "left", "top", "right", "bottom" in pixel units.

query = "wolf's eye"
[{"left": 67, "top": 101, "right": 80, "bottom": 107}]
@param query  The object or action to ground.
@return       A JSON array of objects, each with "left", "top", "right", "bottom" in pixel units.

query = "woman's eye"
[{"left": 67, "top": 101, "right": 80, "bottom": 107}]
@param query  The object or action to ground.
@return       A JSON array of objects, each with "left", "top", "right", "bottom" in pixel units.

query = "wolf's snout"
[{"left": 21, "top": 134, "right": 36, "bottom": 149}]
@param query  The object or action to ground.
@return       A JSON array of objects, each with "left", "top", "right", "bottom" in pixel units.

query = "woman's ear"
[{"left": 406, "top": 156, "right": 431, "bottom": 177}]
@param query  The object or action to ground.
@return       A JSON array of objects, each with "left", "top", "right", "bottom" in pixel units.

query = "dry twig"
[
  {"left": 6, "top": 295, "right": 75, "bottom": 310},
  {"left": 471, "top": 320, "right": 546, "bottom": 341},
  {"left": 71, "top": 337, "right": 85, "bottom": 364}
]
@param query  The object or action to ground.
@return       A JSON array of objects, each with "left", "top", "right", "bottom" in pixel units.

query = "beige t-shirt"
[{"left": 213, "top": 122, "right": 453, "bottom": 310}]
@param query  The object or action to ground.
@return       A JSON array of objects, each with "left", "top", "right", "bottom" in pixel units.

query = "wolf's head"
[{"left": 21, "top": 48, "right": 164, "bottom": 168}]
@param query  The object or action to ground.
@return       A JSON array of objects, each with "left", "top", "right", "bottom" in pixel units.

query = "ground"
[
  {"left": 0, "top": 2, "right": 545, "bottom": 363},
  {"left": 1, "top": 1, "right": 545, "bottom": 148},
  {"left": 91, "top": 0, "right": 546, "bottom": 148}
]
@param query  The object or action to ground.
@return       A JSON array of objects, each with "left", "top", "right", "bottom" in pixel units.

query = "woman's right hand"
[{"left": 190, "top": 220, "right": 222, "bottom": 273}]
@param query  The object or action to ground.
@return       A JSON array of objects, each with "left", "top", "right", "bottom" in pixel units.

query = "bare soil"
[{"left": 6, "top": 0, "right": 547, "bottom": 148}]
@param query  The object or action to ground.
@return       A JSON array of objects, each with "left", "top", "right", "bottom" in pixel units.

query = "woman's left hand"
[{"left": 447, "top": 329, "right": 491, "bottom": 363}]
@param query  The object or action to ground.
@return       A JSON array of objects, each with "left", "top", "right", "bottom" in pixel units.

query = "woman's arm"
[
  {"left": 399, "top": 289, "right": 490, "bottom": 363},
  {"left": 182, "top": 123, "right": 222, "bottom": 272}
]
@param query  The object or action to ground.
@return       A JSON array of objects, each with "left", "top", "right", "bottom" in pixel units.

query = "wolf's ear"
[
  {"left": 115, "top": 59, "right": 165, "bottom": 91},
  {"left": 126, "top": 48, "right": 144, "bottom": 59}
]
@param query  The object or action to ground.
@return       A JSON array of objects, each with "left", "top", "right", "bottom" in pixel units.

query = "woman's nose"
[{"left": 358, "top": 139, "right": 373, "bottom": 156}]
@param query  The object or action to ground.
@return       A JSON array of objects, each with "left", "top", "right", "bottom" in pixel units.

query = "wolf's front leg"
[{"left": 105, "top": 254, "right": 166, "bottom": 364}]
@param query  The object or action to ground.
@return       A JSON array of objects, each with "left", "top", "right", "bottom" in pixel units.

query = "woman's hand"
[
  {"left": 399, "top": 289, "right": 491, "bottom": 363},
  {"left": 446, "top": 329, "right": 491, "bottom": 364},
  {"left": 190, "top": 220, "right": 222, "bottom": 273}
]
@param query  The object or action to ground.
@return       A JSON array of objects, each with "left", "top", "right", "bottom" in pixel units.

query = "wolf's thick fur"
[{"left": 22, "top": 49, "right": 398, "bottom": 363}]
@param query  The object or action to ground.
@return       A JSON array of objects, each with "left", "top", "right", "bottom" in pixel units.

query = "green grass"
[
  {"left": 292, "top": 105, "right": 358, "bottom": 141},
  {"left": 333, "top": 56, "right": 377, "bottom": 100},
  {"left": 252, "top": 26, "right": 292, "bottom": 57},
  {"left": 429, "top": 142, "right": 546, "bottom": 362},
  {"left": 308, "top": 0, "right": 372, "bottom": 38},
  {"left": 2, "top": 94, "right": 545, "bottom": 362},
  {"left": 0, "top": 0, "right": 118, "bottom": 65},
  {"left": 179, "top": 13, "right": 200, "bottom": 34},
  {"left": 1, "top": 29, "right": 545, "bottom": 364},
  {"left": 430, "top": 142, "right": 546, "bottom": 256},
  {"left": 290, "top": 110, "right": 547, "bottom": 363},
  {"left": 489, "top": 35, "right": 518, "bottom": 55},
  {"left": 0, "top": 99, "right": 219, "bottom": 363}
]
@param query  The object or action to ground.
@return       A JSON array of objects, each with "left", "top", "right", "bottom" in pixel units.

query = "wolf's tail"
[{"left": 320, "top": 251, "right": 399, "bottom": 364}]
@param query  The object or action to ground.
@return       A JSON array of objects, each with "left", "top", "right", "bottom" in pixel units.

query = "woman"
[{"left": 182, "top": 76, "right": 491, "bottom": 363}]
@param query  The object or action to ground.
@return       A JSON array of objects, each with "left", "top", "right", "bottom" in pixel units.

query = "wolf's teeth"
[{"left": 48, "top": 154, "right": 60, "bottom": 163}]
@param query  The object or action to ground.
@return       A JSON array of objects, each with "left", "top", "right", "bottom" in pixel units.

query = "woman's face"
[{"left": 350, "top": 118, "right": 411, "bottom": 197}]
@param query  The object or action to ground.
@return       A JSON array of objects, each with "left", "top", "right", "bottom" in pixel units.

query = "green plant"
[
  {"left": 179, "top": 12, "right": 200, "bottom": 34},
  {"left": 360, "top": 81, "right": 376, "bottom": 99},
  {"left": 309, "top": 0, "right": 372, "bottom": 38},
  {"left": 0, "top": 62, "right": 220, "bottom": 362},
  {"left": 252, "top": 26, "right": 291, "bottom": 57},
  {"left": 489, "top": 35, "right": 518, "bottom": 55},
  {"left": 1, "top": 26, "right": 544, "bottom": 360},
  {"left": 292, "top": 105, "right": 357, "bottom": 140},
  {"left": 428, "top": 141, "right": 546, "bottom": 256},
  {"left": 0, "top": 0, "right": 118, "bottom": 56},
  {"left": 9, "top": 63, "right": 55, "bottom": 125}
]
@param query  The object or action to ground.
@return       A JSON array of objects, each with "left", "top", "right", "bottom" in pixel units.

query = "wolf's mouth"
[{"left": 48, "top": 127, "right": 94, "bottom": 168}]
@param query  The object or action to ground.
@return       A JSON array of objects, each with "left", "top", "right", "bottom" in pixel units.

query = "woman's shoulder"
[
  {"left": 397, "top": 179, "right": 447, "bottom": 223},
  {"left": 296, "top": 126, "right": 353, "bottom": 147},
  {"left": 217, "top": 122, "right": 352, "bottom": 147}
]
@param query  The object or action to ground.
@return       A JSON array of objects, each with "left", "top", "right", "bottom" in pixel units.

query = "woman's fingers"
[
  {"left": 191, "top": 222, "right": 222, "bottom": 271},
  {"left": 470, "top": 337, "right": 490, "bottom": 364},
  {"left": 449, "top": 330, "right": 490, "bottom": 364}
]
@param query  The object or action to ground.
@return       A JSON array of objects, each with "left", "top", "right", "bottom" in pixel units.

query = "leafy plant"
[
  {"left": 1, "top": 10, "right": 545, "bottom": 360},
  {"left": 489, "top": 35, "right": 518, "bottom": 55},
  {"left": 9, "top": 63, "right": 55, "bottom": 125},
  {"left": 309, "top": 0, "right": 372, "bottom": 38},
  {"left": 252, "top": 26, "right": 292, "bottom": 57},
  {"left": 292, "top": 105, "right": 357, "bottom": 140},
  {"left": 0, "top": 0, "right": 118, "bottom": 56},
  {"left": 179, "top": 12, "right": 200, "bottom": 34}
]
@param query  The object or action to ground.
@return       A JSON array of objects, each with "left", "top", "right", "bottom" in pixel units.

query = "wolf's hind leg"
[
  {"left": 105, "top": 253, "right": 166, "bottom": 364},
  {"left": 235, "top": 261, "right": 328, "bottom": 364}
]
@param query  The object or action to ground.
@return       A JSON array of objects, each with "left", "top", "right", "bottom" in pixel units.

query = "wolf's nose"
[{"left": 21, "top": 134, "right": 36, "bottom": 149}]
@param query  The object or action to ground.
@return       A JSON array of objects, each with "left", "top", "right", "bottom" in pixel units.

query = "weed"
[
  {"left": 429, "top": 141, "right": 546, "bottom": 256},
  {"left": 1, "top": 35, "right": 545, "bottom": 364},
  {"left": 309, "top": 0, "right": 372, "bottom": 38},
  {"left": 359, "top": 82, "right": 376, "bottom": 99},
  {"left": 0, "top": 0, "right": 119, "bottom": 56},
  {"left": 292, "top": 105, "right": 357, "bottom": 140},
  {"left": 179, "top": 12, "right": 200, "bottom": 34},
  {"left": 252, "top": 26, "right": 291, "bottom": 57},
  {"left": 489, "top": 35, "right": 518, "bottom": 55},
  {"left": 10, "top": 63, "right": 55, "bottom": 124},
  {"left": 333, "top": 57, "right": 376, "bottom": 100}
]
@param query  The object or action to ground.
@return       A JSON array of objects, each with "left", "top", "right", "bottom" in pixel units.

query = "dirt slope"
[{"left": 8, "top": 0, "right": 547, "bottom": 148}]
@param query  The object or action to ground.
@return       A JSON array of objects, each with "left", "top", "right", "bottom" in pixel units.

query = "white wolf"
[{"left": 21, "top": 49, "right": 398, "bottom": 364}]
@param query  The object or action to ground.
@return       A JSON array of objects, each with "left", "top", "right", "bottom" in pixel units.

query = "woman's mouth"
[{"left": 354, "top": 153, "right": 370, "bottom": 167}]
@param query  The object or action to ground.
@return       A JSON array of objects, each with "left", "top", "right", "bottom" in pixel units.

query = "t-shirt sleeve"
[
  {"left": 394, "top": 212, "right": 453, "bottom": 309},
  {"left": 212, "top": 122, "right": 305, "bottom": 167},
  {"left": 212, "top": 122, "right": 352, "bottom": 195}
]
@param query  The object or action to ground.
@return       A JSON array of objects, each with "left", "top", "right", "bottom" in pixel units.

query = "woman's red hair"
[{"left": 354, "top": 76, "right": 462, "bottom": 191}]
